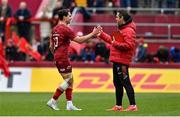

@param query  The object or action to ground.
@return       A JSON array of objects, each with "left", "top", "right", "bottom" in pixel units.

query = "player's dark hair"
[
  {"left": 117, "top": 10, "right": 132, "bottom": 28},
  {"left": 57, "top": 9, "right": 70, "bottom": 20}
]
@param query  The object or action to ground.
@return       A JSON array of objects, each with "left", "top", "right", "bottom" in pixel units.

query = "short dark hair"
[
  {"left": 57, "top": 9, "right": 70, "bottom": 20},
  {"left": 117, "top": 10, "right": 131, "bottom": 21},
  {"left": 117, "top": 10, "right": 132, "bottom": 24}
]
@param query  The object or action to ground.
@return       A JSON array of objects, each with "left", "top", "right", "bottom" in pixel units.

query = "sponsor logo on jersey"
[{"left": 60, "top": 68, "right": 65, "bottom": 72}]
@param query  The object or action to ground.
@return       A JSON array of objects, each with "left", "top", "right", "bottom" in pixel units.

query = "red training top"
[{"left": 99, "top": 22, "right": 136, "bottom": 66}]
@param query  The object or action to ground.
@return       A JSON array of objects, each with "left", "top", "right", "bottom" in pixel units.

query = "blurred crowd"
[
  {"left": 0, "top": 0, "right": 180, "bottom": 64},
  {"left": 80, "top": 0, "right": 179, "bottom": 9},
  {"left": 134, "top": 38, "right": 180, "bottom": 64}
]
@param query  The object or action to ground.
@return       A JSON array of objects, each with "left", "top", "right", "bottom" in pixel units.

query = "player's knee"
[
  {"left": 59, "top": 77, "right": 73, "bottom": 91},
  {"left": 59, "top": 81, "right": 69, "bottom": 91},
  {"left": 67, "top": 78, "right": 74, "bottom": 85}
]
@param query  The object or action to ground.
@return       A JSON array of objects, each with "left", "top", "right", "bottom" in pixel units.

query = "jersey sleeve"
[{"left": 66, "top": 27, "right": 76, "bottom": 41}]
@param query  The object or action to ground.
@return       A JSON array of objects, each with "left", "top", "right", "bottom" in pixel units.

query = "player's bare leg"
[
  {"left": 47, "top": 72, "right": 81, "bottom": 110},
  {"left": 62, "top": 73, "right": 82, "bottom": 111},
  {"left": 47, "top": 73, "right": 72, "bottom": 110}
]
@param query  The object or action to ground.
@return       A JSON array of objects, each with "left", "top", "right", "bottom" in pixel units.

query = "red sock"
[
  {"left": 65, "top": 88, "right": 73, "bottom": 101},
  {"left": 52, "top": 88, "right": 63, "bottom": 100}
]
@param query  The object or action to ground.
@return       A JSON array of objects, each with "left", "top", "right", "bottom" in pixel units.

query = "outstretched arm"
[
  {"left": 73, "top": 26, "right": 102, "bottom": 43},
  {"left": 95, "top": 25, "right": 112, "bottom": 44},
  {"left": 73, "top": 32, "right": 94, "bottom": 44},
  {"left": 98, "top": 31, "right": 112, "bottom": 44}
]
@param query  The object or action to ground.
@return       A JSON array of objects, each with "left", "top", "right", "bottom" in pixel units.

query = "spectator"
[
  {"left": 16, "top": 49, "right": 26, "bottom": 61},
  {"left": 0, "top": 0, "right": 12, "bottom": 42},
  {"left": 44, "top": 49, "right": 53, "bottom": 61},
  {"left": 76, "top": 0, "right": 87, "bottom": 7},
  {"left": 14, "top": 1, "right": 31, "bottom": 42},
  {"left": 141, "top": 0, "right": 152, "bottom": 8},
  {"left": 94, "top": 0, "right": 105, "bottom": 13},
  {"left": 69, "top": 0, "right": 77, "bottom": 13},
  {"left": 166, "top": 0, "right": 176, "bottom": 8},
  {"left": 107, "top": 0, "right": 116, "bottom": 7},
  {"left": 52, "top": 0, "right": 64, "bottom": 18},
  {"left": 87, "top": 0, "right": 95, "bottom": 7},
  {"left": 69, "top": 46, "right": 79, "bottom": 61},
  {"left": 120, "top": 0, "right": 138, "bottom": 14},
  {"left": 36, "top": 5, "right": 51, "bottom": 39},
  {"left": 170, "top": 47, "right": 180, "bottom": 63},
  {"left": 155, "top": 45, "right": 169, "bottom": 63},
  {"left": 63, "top": 0, "right": 75, "bottom": 10},
  {"left": 78, "top": 7, "right": 91, "bottom": 19},
  {"left": 52, "top": 0, "right": 64, "bottom": 27},
  {"left": 106, "top": 0, "right": 116, "bottom": 14},
  {"left": 154, "top": 0, "right": 164, "bottom": 8},
  {"left": 81, "top": 40, "right": 95, "bottom": 63},
  {"left": 30, "top": 38, "right": 43, "bottom": 61},
  {"left": 134, "top": 38, "right": 147, "bottom": 63},
  {"left": 42, "top": 37, "right": 53, "bottom": 61},
  {"left": 165, "top": 0, "right": 176, "bottom": 14},
  {"left": 32, "top": 38, "right": 44, "bottom": 55},
  {"left": 5, "top": 39, "right": 18, "bottom": 61},
  {"left": 146, "top": 52, "right": 156, "bottom": 63},
  {"left": 95, "top": 39, "right": 109, "bottom": 63}
]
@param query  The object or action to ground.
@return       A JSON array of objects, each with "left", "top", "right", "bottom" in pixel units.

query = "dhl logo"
[
  {"left": 73, "top": 72, "right": 180, "bottom": 92},
  {"left": 75, "top": 73, "right": 166, "bottom": 89},
  {"left": 31, "top": 68, "right": 180, "bottom": 93}
]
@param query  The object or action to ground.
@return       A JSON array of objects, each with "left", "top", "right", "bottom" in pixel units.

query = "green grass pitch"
[{"left": 0, "top": 92, "right": 180, "bottom": 116}]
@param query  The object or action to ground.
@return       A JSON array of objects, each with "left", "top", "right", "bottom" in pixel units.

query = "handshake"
[{"left": 92, "top": 24, "right": 103, "bottom": 37}]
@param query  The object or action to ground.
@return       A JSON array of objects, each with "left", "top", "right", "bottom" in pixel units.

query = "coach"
[{"left": 98, "top": 10, "right": 138, "bottom": 111}]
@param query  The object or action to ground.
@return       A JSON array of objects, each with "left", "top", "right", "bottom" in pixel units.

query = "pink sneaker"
[
  {"left": 106, "top": 105, "right": 123, "bottom": 111},
  {"left": 125, "top": 105, "right": 138, "bottom": 111}
]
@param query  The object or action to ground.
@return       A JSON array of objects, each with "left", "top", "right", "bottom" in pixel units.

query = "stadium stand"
[
  {"left": 82, "top": 13, "right": 180, "bottom": 39},
  {"left": 0, "top": 0, "right": 42, "bottom": 16},
  {"left": 0, "top": 0, "right": 179, "bottom": 64}
]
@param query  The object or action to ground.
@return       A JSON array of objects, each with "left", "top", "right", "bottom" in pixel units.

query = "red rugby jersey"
[{"left": 50, "top": 24, "right": 76, "bottom": 61}]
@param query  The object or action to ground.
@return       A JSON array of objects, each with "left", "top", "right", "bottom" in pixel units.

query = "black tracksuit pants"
[{"left": 113, "top": 62, "right": 136, "bottom": 106}]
